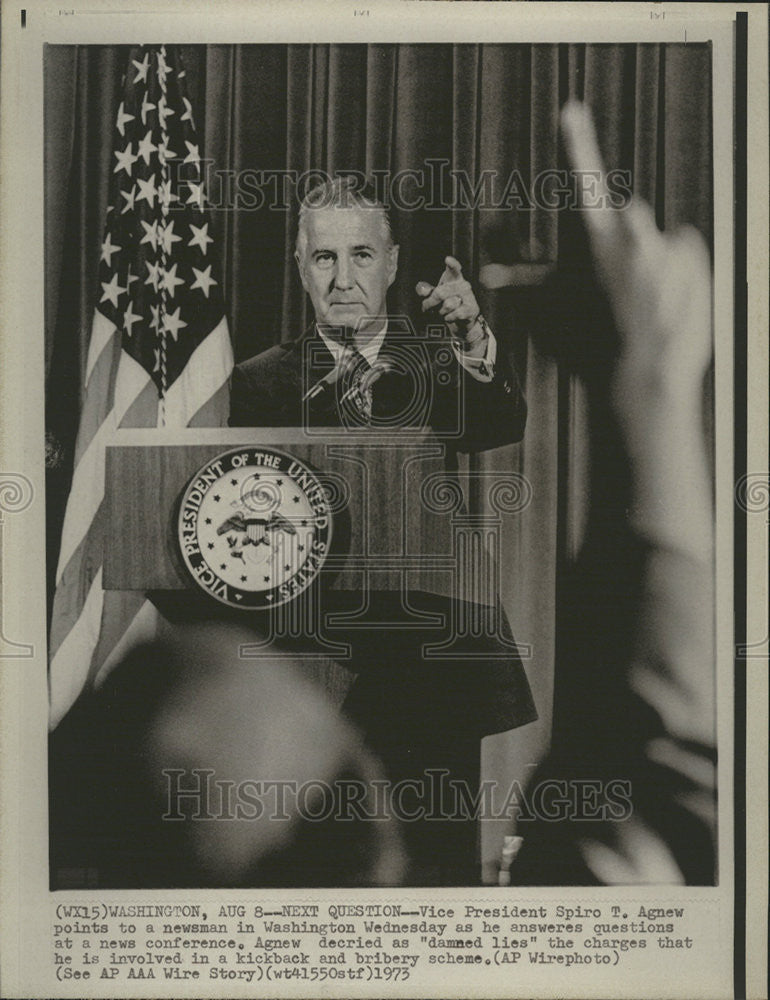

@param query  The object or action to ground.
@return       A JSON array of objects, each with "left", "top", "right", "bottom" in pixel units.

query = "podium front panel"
[{"left": 103, "top": 430, "right": 467, "bottom": 602}]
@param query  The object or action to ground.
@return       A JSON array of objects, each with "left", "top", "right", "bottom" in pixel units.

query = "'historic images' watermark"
[{"left": 162, "top": 768, "right": 633, "bottom": 825}]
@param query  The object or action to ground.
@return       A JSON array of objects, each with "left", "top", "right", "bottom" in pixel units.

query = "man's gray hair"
[{"left": 295, "top": 176, "right": 394, "bottom": 258}]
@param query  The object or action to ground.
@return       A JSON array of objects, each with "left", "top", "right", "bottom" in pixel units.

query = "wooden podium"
[
  {"left": 102, "top": 427, "right": 523, "bottom": 882},
  {"left": 104, "top": 427, "right": 470, "bottom": 693},
  {"left": 105, "top": 427, "right": 459, "bottom": 599},
  {"left": 103, "top": 425, "right": 521, "bottom": 664}
]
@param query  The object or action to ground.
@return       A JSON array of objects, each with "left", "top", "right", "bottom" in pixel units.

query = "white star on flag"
[
  {"left": 122, "top": 302, "right": 143, "bottom": 337},
  {"left": 160, "top": 220, "right": 182, "bottom": 254},
  {"left": 157, "top": 94, "right": 175, "bottom": 129},
  {"left": 162, "top": 305, "right": 187, "bottom": 340},
  {"left": 119, "top": 186, "right": 137, "bottom": 214},
  {"left": 132, "top": 52, "right": 150, "bottom": 84},
  {"left": 157, "top": 137, "right": 177, "bottom": 163},
  {"left": 161, "top": 262, "right": 185, "bottom": 297},
  {"left": 183, "top": 141, "right": 200, "bottom": 166},
  {"left": 139, "top": 219, "right": 159, "bottom": 250},
  {"left": 157, "top": 48, "right": 171, "bottom": 87},
  {"left": 100, "top": 273, "right": 127, "bottom": 308},
  {"left": 113, "top": 143, "right": 138, "bottom": 176},
  {"left": 100, "top": 234, "right": 121, "bottom": 265},
  {"left": 188, "top": 221, "right": 213, "bottom": 252},
  {"left": 136, "top": 129, "right": 157, "bottom": 166},
  {"left": 190, "top": 264, "right": 218, "bottom": 298},
  {"left": 144, "top": 259, "right": 161, "bottom": 291},
  {"left": 140, "top": 93, "right": 156, "bottom": 125},
  {"left": 136, "top": 176, "right": 157, "bottom": 207},
  {"left": 116, "top": 101, "right": 135, "bottom": 137},
  {"left": 157, "top": 179, "right": 178, "bottom": 211},
  {"left": 181, "top": 96, "right": 194, "bottom": 123},
  {"left": 186, "top": 180, "right": 204, "bottom": 208}
]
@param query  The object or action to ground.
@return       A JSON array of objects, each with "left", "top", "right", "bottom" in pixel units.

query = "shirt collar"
[{"left": 317, "top": 322, "right": 389, "bottom": 368}]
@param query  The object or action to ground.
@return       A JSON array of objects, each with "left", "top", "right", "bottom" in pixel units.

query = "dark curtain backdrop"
[{"left": 44, "top": 43, "right": 712, "bottom": 869}]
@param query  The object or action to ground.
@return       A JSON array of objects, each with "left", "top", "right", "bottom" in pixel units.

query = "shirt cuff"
[{"left": 453, "top": 327, "right": 497, "bottom": 383}]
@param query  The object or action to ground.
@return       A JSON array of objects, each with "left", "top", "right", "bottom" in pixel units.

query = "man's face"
[{"left": 295, "top": 205, "right": 399, "bottom": 337}]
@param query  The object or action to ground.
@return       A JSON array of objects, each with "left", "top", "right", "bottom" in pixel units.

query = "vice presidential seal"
[{"left": 178, "top": 447, "right": 332, "bottom": 609}]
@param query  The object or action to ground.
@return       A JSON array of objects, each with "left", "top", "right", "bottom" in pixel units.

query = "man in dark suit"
[
  {"left": 230, "top": 178, "right": 526, "bottom": 446},
  {"left": 229, "top": 178, "right": 536, "bottom": 883}
]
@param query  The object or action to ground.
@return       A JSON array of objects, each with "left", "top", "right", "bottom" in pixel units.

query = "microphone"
[
  {"left": 301, "top": 345, "right": 357, "bottom": 402},
  {"left": 303, "top": 348, "right": 395, "bottom": 403},
  {"left": 302, "top": 365, "right": 341, "bottom": 402}
]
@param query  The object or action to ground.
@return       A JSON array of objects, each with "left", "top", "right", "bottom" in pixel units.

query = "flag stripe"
[
  {"left": 189, "top": 377, "right": 231, "bottom": 428},
  {"left": 161, "top": 316, "right": 232, "bottom": 426},
  {"left": 55, "top": 417, "right": 115, "bottom": 583},
  {"left": 85, "top": 309, "right": 120, "bottom": 383},
  {"left": 91, "top": 595, "right": 160, "bottom": 688},
  {"left": 113, "top": 350, "right": 155, "bottom": 426},
  {"left": 119, "top": 376, "right": 161, "bottom": 428},
  {"left": 73, "top": 321, "right": 121, "bottom": 467},
  {"left": 49, "top": 501, "right": 108, "bottom": 659},
  {"left": 56, "top": 354, "right": 153, "bottom": 584},
  {"left": 49, "top": 569, "right": 105, "bottom": 728}
]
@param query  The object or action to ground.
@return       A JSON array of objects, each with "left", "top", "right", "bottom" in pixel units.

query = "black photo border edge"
[{"left": 732, "top": 9, "right": 748, "bottom": 1000}]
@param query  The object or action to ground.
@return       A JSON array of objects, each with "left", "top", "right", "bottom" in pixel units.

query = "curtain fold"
[{"left": 44, "top": 41, "right": 713, "bottom": 870}]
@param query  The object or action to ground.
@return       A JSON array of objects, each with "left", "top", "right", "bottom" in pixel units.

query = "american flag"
[{"left": 49, "top": 45, "right": 233, "bottom": 728}]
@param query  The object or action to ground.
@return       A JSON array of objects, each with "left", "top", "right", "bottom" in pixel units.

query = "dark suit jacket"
[
  {"left": 228, "top": 320, "right": 536, "bottom": 742},
  {"left": 229, "top": 319, "right": 527, "bottom": 452}
]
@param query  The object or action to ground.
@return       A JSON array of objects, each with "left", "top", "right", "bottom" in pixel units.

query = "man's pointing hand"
[{"left": 416, "top": 255, "right": 485, "bottom": 346}]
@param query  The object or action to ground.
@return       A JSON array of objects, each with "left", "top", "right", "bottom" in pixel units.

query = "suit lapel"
[
  {"left": 276, "top": 326, "right": 334, "bottom": 400},
  {"left": 300, "top": 325, "right": 337, "bottom": 386}
]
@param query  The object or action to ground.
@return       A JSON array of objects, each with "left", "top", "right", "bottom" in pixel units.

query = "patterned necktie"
[{"left": 338, "top": 346, "right": 373, "bottom": 424}]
